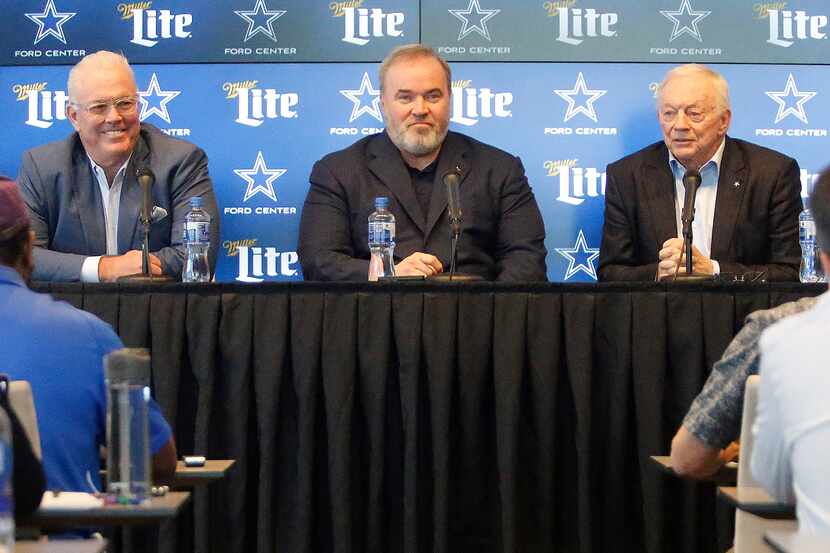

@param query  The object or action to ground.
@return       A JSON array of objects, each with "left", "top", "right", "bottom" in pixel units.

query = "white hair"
[
  {"left": 67, "top": 50, "right": 135, "bottom": 103},
  {"left": 656, "top": 64, "right": 730, "bottom": 113}
]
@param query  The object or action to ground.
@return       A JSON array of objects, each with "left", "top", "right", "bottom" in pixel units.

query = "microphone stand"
[
  {"left": 430, "top": 169, "right": 482, "bottom": 282},
  {"left": 119, "top": 167, "right": 174, "bottom": 283},
  {"left": 668, "top": 170, "right": 713, "bottom": 282}
]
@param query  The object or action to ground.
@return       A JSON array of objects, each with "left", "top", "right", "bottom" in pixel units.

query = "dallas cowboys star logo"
[
  {"left": 448, "top": 0, "right": 501, "bottom": 41},
  {"left": 340, "top": 72, "right": 383, "bottom": 123},
  {"left": 554, "top": 72, "right": 607, "bottom": 123},
  {"left": 234, "top": 0, "right": 286, "bottom": 42},
  {"left": 660, "top": 0, "right": 710, "bottom": 42},
  {"left": 555, "top": 230, "right": 600, "bottom": 280},
  {"left": 138, "top": 73, "right": 181, "bottom": 124},
  {"left": 766, "top": 73, "right": 816, "bottom": 124},
  {"left": 25, "top": 0, "right": 76, "bottom": 45},
  {"left": 234, "top": 151, "right": 286, "bottom": 202}
]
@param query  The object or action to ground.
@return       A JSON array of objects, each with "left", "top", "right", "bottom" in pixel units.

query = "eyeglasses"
[{"left": 72, "top": 96, "right": 139, "bottom": 117}]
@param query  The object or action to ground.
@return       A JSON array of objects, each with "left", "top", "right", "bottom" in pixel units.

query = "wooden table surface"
[
  {"left": 16, "top": 539, "right": 107, "bottom": 553},
  {"left": 22, "top": 491, "right": 191, "bottom": 529},
  {"left": 717, "top": 486, "right": 796, "bottom": 519}
]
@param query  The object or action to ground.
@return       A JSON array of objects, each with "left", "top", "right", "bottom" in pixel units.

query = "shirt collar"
[
  {"left": 0, "top": 265, "right": 26, "bottom": 288},
  {"left": 668, "top": 138, "right": 726, "bottom": 177},
  {"left": 86, "top": 153, "right": 132, "bottom": 184}
]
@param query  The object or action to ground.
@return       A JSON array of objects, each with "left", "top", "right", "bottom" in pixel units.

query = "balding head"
[{"left": 67, "top": 51, "right": 136, "bottom": 104}]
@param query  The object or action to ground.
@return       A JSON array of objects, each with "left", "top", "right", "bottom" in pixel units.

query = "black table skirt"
[{"left": 31, "top": 281, "right": 825, "bottom": 553}]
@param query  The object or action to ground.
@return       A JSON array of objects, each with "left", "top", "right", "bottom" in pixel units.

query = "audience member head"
[
  {"left": 0, "top": 177, "right": 33, "bottom": 281},
  {"left": 810, "top": 168, "right": 830, "bottom": 273},
  {"left": 378, "top": 44, "right": 452, "bottom": 168},
  {"left": 656, "top": 64, "right": 732, "bottom": 171},
  {"left": 66, "top": 51, "right": 140, "bottom": 174}
]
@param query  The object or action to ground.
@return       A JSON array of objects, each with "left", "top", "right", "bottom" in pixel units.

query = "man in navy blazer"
[
  {"left": 298, "top": 44, "right": 547, "bottom": 281},
  {"left": 598, "top": 64, "right": 801, "bottom": 282},
  {"left": 17, "top": 51, "right": 219, "bottom": 282}
]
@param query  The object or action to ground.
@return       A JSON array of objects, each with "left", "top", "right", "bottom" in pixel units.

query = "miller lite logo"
[
  {"left": 550, "top": 7, "right": 618, "bottom": 46},
  {"left": 544, "top": 160, "right": 606, "bottom": 206},
  {"left": 224, "top": 81, "right": 299, "bottom": 127},
  {"left": 767, "top": 9, "right": 828, "bottom": 47},
  {"left": 450, "top": 80, "right": 512, "bottom": 126},
  {"left": 235, "top": 245, "right": 300, "bottom": 282},
  {"left": 330, "top": 2, "right": 405, "bottom": 46},
  {"left": 120, "top": 3, "right": 193, "bottom": 47},
  {"left": 14, "top": 82, "right": 67, "bottom": 129}
]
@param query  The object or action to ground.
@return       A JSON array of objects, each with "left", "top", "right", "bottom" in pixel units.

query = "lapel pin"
[{"left": 733, "top": 181, "right": 741, "bottom": 188}]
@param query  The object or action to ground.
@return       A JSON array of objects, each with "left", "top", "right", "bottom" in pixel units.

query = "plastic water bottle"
[
  {"left": 799, "top": 207, "right": 824, "bottom": 283},
  {"left": 183, "top": 196, "right": 211, "bottom": 283},
  {"left": 368, "top": 197, "right": 396, "bottom": 281},
  {"left": 0, "top": 407, "right": 13, "bottom": 553}
]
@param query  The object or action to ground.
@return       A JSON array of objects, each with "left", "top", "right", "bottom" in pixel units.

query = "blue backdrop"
[{"left": 1, "top": 1, "right": 828, "bottom": 282}]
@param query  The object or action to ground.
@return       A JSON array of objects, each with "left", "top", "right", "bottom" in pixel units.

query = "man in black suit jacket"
[
  {"left": 298, "top": 44, "right": 547, "bottom": 281},
  {"left": 599, "top": 64, "right": 801, "bottom": 282}
]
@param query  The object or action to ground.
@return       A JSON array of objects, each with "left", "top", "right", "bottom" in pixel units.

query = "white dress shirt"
[
  {"left": 669, "top": 138, "right": 725, "bottom": 274},
  {"left": 752, "top": 291, "right": 830, "bottom": 535},
  {"left": 79, "top": 155, "right": 132, "bottom": 283}
]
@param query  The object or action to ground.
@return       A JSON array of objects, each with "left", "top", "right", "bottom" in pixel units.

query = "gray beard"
[{"left": 387, "top": 125, "right": 447, "bottom": 158}]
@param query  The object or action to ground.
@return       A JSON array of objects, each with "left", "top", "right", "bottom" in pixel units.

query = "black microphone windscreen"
[{"left": 683, "top": 169, "right": 702, "bottom": 189}]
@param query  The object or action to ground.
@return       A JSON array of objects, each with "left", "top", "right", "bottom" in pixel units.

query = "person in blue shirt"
[{"left": 0, "top": 176, "right": 176, "bottom": 493}]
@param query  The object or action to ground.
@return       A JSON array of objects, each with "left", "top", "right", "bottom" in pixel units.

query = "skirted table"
[{"left": 31, "top": 280, "right": 825, "bottom": 553}]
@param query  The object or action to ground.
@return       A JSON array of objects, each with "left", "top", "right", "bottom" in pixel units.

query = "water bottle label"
[
  {"left": 800, "top": 219, "right": 816, "bottom": 242},
  {"left": 368, "top": 221, "right": 395, "bottom": 244},
  {"left": 184, "top": 222, "right": 210, "bottom": 243}
]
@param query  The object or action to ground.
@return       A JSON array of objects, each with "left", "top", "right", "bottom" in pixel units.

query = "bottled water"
[
  {"left": 368, "top": 197, "right": 396, "bottom": 281},
  {"left": 799, "top": 207, "right": 824, "bottom": 283},
  {"left": 0, "top": 407, "right": 13, "bottom": 553},
  {"left": 183, "top": 196, "right": 211, "bottom": 283}
]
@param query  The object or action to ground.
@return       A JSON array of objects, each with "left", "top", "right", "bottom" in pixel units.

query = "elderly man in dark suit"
[
  {"left": 598, "top": 64, "right": 802, "bottom": 282},
  {"left": 17, "top": 50, "right": 219, "bottom": 282},
  {"left": 298, "top": 44, "right": 547, "bottom": 281}
]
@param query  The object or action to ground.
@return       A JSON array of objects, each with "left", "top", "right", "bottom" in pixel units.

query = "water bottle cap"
[
  {"left": 189, "top": 196, "right": 203, "bottom": 208},
  {"left": 375, "top": 196, "right": 389, "bottom": 209}
]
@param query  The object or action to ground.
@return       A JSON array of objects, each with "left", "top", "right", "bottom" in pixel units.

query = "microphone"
[
  {"left": 442, "top": 166, "right": 465, "bottom": 279},
  {"left": 136, "top": 166, "right": 155, "bottom": 226},
  {"left": 680, "top": 169, "right": 701, "bottom": 229},
  {"left": 135, "top": 166, "right": 155, "bottom": 277},
  {"left": 443, "top": 168, "right": 463, "bottom": 238},
  {"left": 681, "top": 169, "right": 702, "bottom": 276}
]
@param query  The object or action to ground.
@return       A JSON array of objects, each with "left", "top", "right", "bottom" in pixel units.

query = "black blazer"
[
  {"left": 298, "top": 131, "right": 547, "bottom": 281},
  {"left": 598, "top": 137, "right": 802, "bottom": 281}
]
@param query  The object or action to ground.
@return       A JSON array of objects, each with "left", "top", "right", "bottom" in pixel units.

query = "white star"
[
  {"left": 138, "top": 73, "right": 181, "bottom": 124},
  {"left": 25, "top": 0, "right": 76, "bottom": 45},
  {"left": 660, "top": 0, "right": 710, "bottom": 42},
  {"left": 555, "top": 230, "right": 600, "bottom": 281},
  {"left": 766, "top": 73, "right": 816, "bottom": 124},
  {"left": 448, "top": 0, "right": 501, "bottom": 41},
  {"left": 234, "top": 152, "right": 286, "bottom": 202},
  {"left": 340, "top": 72, "right": 383, "bottom": 123},
  {"left": 554, "top": 72, "right": 607, "bottom": 123},
  {"left": 234, "top": 0, "right": 286, "bottom": 43}
]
